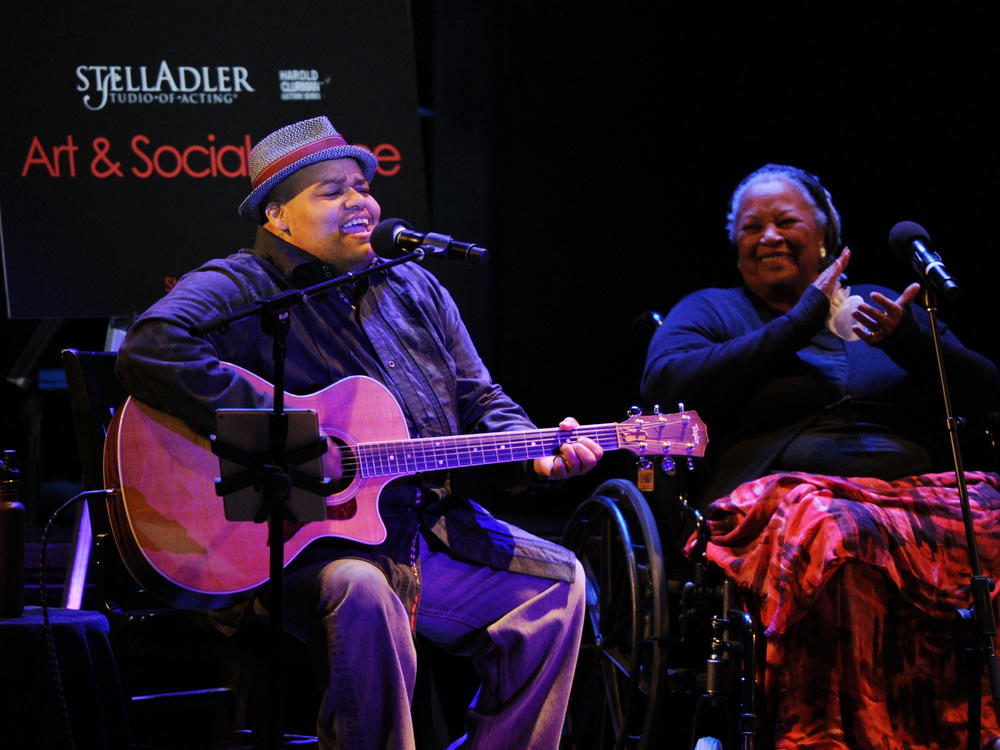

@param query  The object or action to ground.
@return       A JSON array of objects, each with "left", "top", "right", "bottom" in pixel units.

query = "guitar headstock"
[{"left": 616, "top": 406, "right": 708, "bottom": 460}]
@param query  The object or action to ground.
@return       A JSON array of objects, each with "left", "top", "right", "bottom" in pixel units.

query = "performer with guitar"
[{"left": 113, "top": 115, "right": 608, "bottom": 750}]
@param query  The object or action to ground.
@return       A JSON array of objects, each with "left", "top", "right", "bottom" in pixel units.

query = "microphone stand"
[
  {"left": 920, "top": 285, "right": 1000, "bottom": 750},
  {"left": 190, "top": 247, "right": 432, "bottom": 750}
]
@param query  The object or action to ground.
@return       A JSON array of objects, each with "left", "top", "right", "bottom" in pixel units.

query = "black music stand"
[
  {"left": 209, "top": 404, "right": 329, "bottom": 749},
  {"left": 212, "top": 408, "right": 329, "bottom": 525}
]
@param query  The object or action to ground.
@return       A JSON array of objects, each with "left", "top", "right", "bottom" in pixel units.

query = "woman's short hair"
[{"left": 725, "top": 164, "right": 842, "bottom": 262}]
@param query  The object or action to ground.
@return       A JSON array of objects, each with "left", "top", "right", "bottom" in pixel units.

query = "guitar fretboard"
[
  {"left": 357, "top": 425, "right": 623, "bottom": 477},
  {"left": 354, "top": 418, "right": 700, "bottom": 477}
]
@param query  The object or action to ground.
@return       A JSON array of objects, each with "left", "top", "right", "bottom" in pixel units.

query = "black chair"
[{"left": 61, "top": 348, "right": 319, "bottom": 749}]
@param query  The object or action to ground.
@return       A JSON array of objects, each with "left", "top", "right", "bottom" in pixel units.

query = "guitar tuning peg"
[
  {"left": 663, "top": 456, "right": 676, "bottom": 473},
  {"left": 652, "top": 404, "right": 662, "bottom": 415},
  {"left": 677, "top": 402, "right": 685, "bottom": 413},
  {"left": 627, "top": 405, "right": 643, "bottom": 417},
  {"left": 637, "top": 456, "right": 652, "bottom": 471},
  {"left": 687, "top": 457, "right": 695, "bottom": 471}
]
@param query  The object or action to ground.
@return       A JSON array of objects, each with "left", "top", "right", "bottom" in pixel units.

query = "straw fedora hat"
[{"left": 238, "top": 116, "right": 377, "bottom": 221}]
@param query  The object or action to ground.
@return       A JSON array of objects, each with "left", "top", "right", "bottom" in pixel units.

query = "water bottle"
[{"left": 0, "top": 449, "right": 25, "bottom": 617}]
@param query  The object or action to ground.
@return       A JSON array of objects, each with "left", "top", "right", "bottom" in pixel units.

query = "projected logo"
[{"left": 75, "top": 61, "right": 256, "bottom": 111}]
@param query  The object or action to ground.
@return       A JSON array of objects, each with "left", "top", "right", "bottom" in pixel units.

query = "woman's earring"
[{"left": 819, "top": 246, "right": 828, "bottom": 259}]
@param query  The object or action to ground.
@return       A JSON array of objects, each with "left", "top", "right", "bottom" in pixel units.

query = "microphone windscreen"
[
  {"left": 370, "top": 218, "right": 412, "bottom": 257},
  {"left": 888, "top": 220, "right": 931, "bottom": 260}
]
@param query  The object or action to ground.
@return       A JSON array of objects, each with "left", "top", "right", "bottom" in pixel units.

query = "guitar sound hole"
[{"left": 327, "top": 437, "right": 357, "bottom": 493}]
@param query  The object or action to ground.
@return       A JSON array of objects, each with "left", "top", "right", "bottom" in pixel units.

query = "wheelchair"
[
  {"left": 552, "top": 309, "right": 764, "bottom": 750},
  {"left": 560, "top": 459, "right": 764, "bottom": 750},
  {"left": 555, "top": 308, "right": 1000, "bottom": 750},
  {"left": 559, "top": 414, "right": 1000, "bottom": 750}
]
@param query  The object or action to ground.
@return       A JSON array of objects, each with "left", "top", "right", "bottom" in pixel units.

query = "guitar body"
[{"left": 104, "top": 364, "right": 403, "bottom": 609}]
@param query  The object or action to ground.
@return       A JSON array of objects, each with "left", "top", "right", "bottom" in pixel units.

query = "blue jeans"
[{"left": 281, "top": 533, "right": 586, "bottom": 750}]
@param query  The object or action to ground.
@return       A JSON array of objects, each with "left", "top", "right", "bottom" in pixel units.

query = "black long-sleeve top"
[{"left": 641, "top": 284, "right": 1000, "bottom": 501}]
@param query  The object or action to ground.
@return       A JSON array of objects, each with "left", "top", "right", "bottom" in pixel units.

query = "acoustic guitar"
[{"left": 103, "top": 362, "right": 708, "bottom": 609}]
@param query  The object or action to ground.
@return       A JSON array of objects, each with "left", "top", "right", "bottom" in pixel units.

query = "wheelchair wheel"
[{"left": 561, "top": 479, "right": 667, "bottom": 750}]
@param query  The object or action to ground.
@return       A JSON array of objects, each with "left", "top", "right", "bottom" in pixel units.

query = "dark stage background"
[{"left": 3, "top": 2, "right": 999, "bottom": 516}]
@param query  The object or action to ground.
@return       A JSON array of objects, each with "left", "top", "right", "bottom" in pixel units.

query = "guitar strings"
[{"left": 325, "top": 420, "right": 702, "bottom": 479}]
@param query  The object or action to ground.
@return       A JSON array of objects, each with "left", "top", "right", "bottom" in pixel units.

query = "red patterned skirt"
[{"left": 688, "top": 471, "right": 1000, "bottom": 749}]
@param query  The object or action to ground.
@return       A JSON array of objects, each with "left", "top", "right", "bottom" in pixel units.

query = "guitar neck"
[{"left": 357, "top": 424, "right": 622, "bottom": 477}]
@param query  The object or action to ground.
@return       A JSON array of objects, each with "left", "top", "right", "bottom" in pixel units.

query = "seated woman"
[{"left": 641, "top": 163, "right": 1000, "bottom": 749}]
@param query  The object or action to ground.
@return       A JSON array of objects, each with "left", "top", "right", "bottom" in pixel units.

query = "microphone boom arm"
[{"left": 190, "top": 250, "right": 429, "bottom": 337}]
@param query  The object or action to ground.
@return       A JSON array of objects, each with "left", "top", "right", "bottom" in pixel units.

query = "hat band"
[{"left": 251, "top": 135, "right": 350, "bottom": 190}]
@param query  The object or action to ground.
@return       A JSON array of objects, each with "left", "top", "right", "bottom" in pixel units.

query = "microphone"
[
  {"left": 888, "top": 220, "right": 960, "bottom": 299},
  {"left": 370, "top": 218, "right": 489, "bottom": 264}
]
